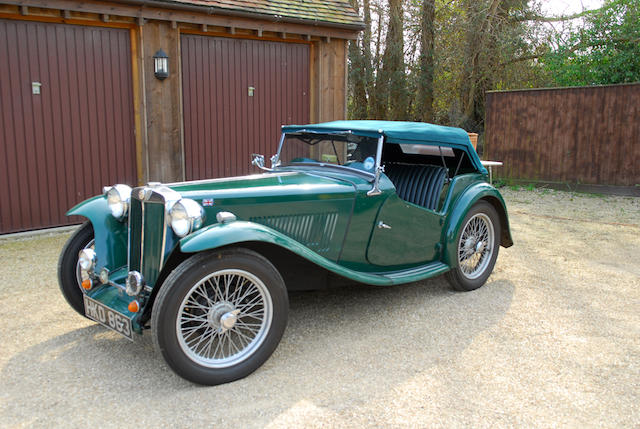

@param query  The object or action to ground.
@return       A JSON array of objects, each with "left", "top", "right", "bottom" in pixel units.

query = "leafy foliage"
[
  {"left": 347, "top": 0, "right": 550, "bottom": 131},
  {"left": 347, "top": 0, "right": 639, "bottom": 133},
  {"left": 543, "top": 0, "right": 640, "bottom": 86}
]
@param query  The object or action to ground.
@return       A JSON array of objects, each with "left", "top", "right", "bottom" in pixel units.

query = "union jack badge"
[{"left": 202, "top": 198, "right": 214, "bottom": 207}]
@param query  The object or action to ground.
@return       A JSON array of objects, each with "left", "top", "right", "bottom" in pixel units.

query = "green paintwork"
[
  {"left": 128, "top": 198, "right": 143, "bottom": 271},
  {"left": 65, "top": 121, "right": 513, "bottom": 331},
  {"left": 172, "top": 172, "right": 356, "bottom": 262},
  {"left": 367, "top": 194, "right": 442, "bottom": 266},
  {"left": 441, "top": 179, "right": 513, "bottom": 266},
  {"left": 86, "top": 282, "right": 143, "bottom": 334},
  {"left": 66, "top": 196, "right": 128, "bottom": 271},
  {"left": 141, "top": 202, "right": 168, "bottom": 287},
  {"left": 180, "top": 220, "right": 450, "bottom": 286}
]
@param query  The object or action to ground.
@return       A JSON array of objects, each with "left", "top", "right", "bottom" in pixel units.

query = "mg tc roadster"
[{"left": 58, "top": 120, "right": 512, "bottom": 385}]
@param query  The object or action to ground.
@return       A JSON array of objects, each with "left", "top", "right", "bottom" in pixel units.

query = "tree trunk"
[
  {"left": 460, "top": 0, "right": 502, "bottom": 128},
  {"left": 417, "top": 0, "right": 435, "bottom": 122},
  {"left": 362, "top": 0, "right": 373, "bottom": 117},
  {"left": 348, "top": 0, "right": 368, "bottom": 119},
  {"left": 370, "top": 3, "right": 384, "bottom": 118},
  {"left": 375, "top": 0, "right": 407, "bottom": 120}
]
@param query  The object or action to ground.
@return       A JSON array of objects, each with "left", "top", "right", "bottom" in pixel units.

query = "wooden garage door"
[
  {"left": 181, "top": 35, "right": 310, "bottom": 180},
  {"left": 0, "top": 20, "right": 137, "bottom": 234}
]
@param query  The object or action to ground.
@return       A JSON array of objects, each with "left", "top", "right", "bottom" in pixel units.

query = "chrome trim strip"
[
  {"left": 108, "top": 280, "right": 126, "bottom": 291},
  {"left": 165, "top": 172, "right": 296, "bottom": 187},
  {"left": 158, "top": 210, "right": 168, "bottom": 271},
  {"left": 127, "top": 198, "right": 132, "bottom": 270},
  {"left": 140, "top": 200, "right": 145, "bottom": 270}
]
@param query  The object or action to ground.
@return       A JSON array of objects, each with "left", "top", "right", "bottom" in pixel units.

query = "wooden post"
[{"left": 142, "top": 21, "right": 184, "bottom": 182}]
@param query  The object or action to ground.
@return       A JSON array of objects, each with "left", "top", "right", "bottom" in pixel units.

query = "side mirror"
[{"left": 252, "top": 153, "right": 266, "bottom": 170}]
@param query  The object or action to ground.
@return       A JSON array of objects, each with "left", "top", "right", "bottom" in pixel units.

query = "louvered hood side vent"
[{"left": 250, "top": 213, "right": 339, "bottom": 253}]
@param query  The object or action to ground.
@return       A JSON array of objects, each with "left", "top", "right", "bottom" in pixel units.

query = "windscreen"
[{"left": 278, "top": 133, "right": 379, "bottom": 173}]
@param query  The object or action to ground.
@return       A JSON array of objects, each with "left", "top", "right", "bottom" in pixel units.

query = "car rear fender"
[
  {"left": 66, "top": 196, "right": 129, "bottom": 270},
  {"left": 442, "top": 183, "right": 513, "bottom": 267}
]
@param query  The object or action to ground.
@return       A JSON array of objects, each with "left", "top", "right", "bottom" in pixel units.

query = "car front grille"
[{"left": 128, "top": 190, "right": 168, "bottom": 287}]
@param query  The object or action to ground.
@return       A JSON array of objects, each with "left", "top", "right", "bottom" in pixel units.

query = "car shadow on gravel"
[{"left": 1, "top": 276, "right": 514, "bottom": 425}]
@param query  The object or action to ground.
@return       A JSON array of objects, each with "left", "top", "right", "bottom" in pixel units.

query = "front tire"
[
  {"left": 57, "top": 222, "right": 94, "bottom": 316},
  {"left": 152, "top": 248, "right": 288, "bottom": 385},
  {"left": 446, "top": 201, "right": 501, "bottom": 291}
]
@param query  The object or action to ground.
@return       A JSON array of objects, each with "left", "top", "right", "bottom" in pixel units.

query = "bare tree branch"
[{"left": 513, "top": 7, "right": 603, "bottom": 23}]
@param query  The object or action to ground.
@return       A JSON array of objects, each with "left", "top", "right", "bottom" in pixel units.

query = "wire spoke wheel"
[
  {"left": 457, "top": 213, "right": 495, "bottom": 280},
  {"left": 153, "top": 249, "right": 288, "bottom": 385},
  {"left": 58, "top": 222, "right": 95, "bottom": 317},
  {"left": 176, "top": 269, "right": 273, "bottom": 369}
]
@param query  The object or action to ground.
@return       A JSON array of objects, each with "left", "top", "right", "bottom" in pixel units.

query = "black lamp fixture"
[{"left": 153, "top": 49, "right": 169, "bottom": 80}]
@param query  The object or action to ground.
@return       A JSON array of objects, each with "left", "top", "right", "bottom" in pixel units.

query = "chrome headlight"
[
  {"left": 125, "top": 271, "right": 144, "bottom": 296},
  {"left": 169, "top": 198, "right": 204, "bottom": 237},
  {"left": 104, "top": 184, "right": 132, "bottom": 221},
  {"left": 78, "top": 248, "right": 97, "bottom": 272}
]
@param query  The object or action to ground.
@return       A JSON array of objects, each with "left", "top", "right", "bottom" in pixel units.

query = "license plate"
[{"left": 83, "top": 295, "right": 134, "bottom": 341}]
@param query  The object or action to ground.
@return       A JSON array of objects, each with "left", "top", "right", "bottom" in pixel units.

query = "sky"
[
  {"left": 538, "top": 0, "right": 605, "bottom": 35},
  {"left": 540, "top": 0, "right": 605, "bottom": 16}
]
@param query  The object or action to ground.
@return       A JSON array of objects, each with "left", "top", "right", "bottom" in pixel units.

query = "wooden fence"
[{"left": 484, "top": 83, "right": 640, "bottom": 187}]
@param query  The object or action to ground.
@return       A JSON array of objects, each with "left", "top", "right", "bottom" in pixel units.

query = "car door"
[{"left": 366, "top": 193, "right": 443, "bottom": 267}]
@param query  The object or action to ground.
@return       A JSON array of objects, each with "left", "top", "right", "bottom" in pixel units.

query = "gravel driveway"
[{"left": 1, "top": 188, "right": 638, "bottom": 428}]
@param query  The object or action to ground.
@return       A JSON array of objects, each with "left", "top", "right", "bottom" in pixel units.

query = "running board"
[{"left": 380, "top": 261, "right": 450, "bottom": 284}]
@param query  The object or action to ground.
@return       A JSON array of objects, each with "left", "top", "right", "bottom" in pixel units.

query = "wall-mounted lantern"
[{"left": 153, "top": 49, "right": 169, "bottom": 80}]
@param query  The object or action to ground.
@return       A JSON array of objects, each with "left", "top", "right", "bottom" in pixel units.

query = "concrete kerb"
[{"left": 0, "top": 225, "right": 80, "bottom": 242}]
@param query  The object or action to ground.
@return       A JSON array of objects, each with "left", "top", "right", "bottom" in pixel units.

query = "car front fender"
[
  {"left": 66, "top": 196, "right": 128, "bottom": 270},
  {"left": 179, "top": 221, "right": 401, "bottom": 286},
  {"left": 442, "top": 183, "right": 513, "bottom": 267},
  {"left": 181, "top": 220, "right": 325, "bottom": 257}
]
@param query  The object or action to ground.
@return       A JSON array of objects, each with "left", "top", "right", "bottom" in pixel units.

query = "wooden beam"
[
  {"left": 171, "top": 20, "right": 177, "bottom": 29},
  {"left": 129, "top": 26, "right": 145, "bottom": 185},
  {"left": 142, "top": 21, "right": 185, "bottom": 182},
  {"left": 256, "top": 28, "right": 263, "bottom": 37},
  {"left": 20, "top": 5, "right": 28, "bottom": 15},
  {"left": 62, "top": 9, "right": 71, "bottom": 19},
  {"left": 201, "top": 23, "right": 207, "bottom": 32},
  {"left": 101, "top": 13, "right": 109, "bottom": 22},
  {"left": 228, "top": 26, "right": 235, "bottom": 35}
]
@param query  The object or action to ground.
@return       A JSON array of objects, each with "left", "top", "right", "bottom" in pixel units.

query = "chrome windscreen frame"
[
  {"left": 367, "top": 134, "right": 385, "bottom": 196},
  {"left": 270, "top": 133, "right": 286, "bottom": 168},
  {"left": 273, "top": 130, "right": 383, "bottom": 183}
]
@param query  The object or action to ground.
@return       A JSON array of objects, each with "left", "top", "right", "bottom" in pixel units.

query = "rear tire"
[
  {"left": 446, "top": 201, "right": 500, "bottom": 291},
  {"left": 57, "top": 222, "right": 94, "bottom": 316},
  {"left": 152, "top": 248, "right": 288, "bottom": 385}
]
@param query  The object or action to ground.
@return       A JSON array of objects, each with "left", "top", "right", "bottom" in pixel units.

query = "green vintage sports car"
[{"left": 58, "top": 120, "right": 513, "bottom": 385}]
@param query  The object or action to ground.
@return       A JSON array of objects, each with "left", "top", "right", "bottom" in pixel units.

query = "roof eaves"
[{"left": 126, "top": 0, "right": 365, "bottom": 31}]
